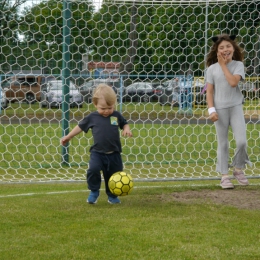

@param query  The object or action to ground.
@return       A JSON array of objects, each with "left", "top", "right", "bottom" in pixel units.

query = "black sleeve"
[
  {"left": 118, "top": 113, "right": 128, "bottom": 130},
  {"left": 78, "top": 114, "right": 91, "bottom": 133}
]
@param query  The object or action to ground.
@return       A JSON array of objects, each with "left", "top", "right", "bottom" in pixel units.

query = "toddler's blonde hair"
[{"left": 92, "top": 83, "right": 117, "bottom": 106}]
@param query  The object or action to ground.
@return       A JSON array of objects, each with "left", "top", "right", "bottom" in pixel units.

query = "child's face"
[
  {"left": 217, "top": 40, "right": 234, "bottom": 62},
  {"left": 95, "top": 97, "right": 115, "bottom": 117}
]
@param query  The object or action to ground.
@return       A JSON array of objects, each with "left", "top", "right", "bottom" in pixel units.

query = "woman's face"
[{"left": 217, "top": 40, "right": 234, "bottom": 62}]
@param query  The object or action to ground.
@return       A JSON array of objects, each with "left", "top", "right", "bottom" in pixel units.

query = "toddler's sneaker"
[
  {"left": 108, "top": 196, "right": 121, "bottom": 204},
  {"left": 220, "top": 176, "right": 234, "bottom": 189},
  {"left": 233, "top": 170, "right": 249, "bottom": 186},
  {"left": 87, "top": 190, "right": 99, "bottom": 204}
]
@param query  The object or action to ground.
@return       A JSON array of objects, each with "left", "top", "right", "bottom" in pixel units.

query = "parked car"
[
  {"left": 194, "top": 79, "right": 207, "bottom": 105},
  {"left": 160, "top": 78, "right": 192, "bottom": 104},
  {"left": 239, "top": 81, "right": 260, "bottom": 100},
  {"left": 159, "top": 79, "right": 180, "bottom": 106},
  {"left": 123, "top": 82, "right": 163, "bottom": 102},
  {"left": 0, "top": 88, "right": 8, "bottom": 109},
  {"left": 79, "top": 78, "right": 121, "bottom": 103},
  {"left": 194, "top": 79, "right": 260, "bottom": 105},
  {"left": 1, "top": 75, "right": 44, "bottom": 103},
  {"left": 159, "top": 78, "right": 206, "bottom": 106},
  {"left": 40, "top": 80, "right": 83, "bottom": 108}
]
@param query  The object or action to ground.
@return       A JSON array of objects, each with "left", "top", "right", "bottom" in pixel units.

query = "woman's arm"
[
  {"left": 206, "top": 83, "right": 218, "bottom": 122},
  {"left": 206, "top": 83, "right": 214, "bottom": 108}
]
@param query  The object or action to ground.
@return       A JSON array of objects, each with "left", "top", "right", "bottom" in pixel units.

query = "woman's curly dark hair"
[{"left": 206, "top": 34, "right": 244, "bottom": 67}]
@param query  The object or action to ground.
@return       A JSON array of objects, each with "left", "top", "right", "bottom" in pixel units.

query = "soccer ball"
[{"left": 108, "top": 171, "right": 134, "bottom": 196}]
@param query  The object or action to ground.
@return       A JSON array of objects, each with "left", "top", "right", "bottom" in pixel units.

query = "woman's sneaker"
[
  {"left": 87, "top": 190, "right": 99, "bottom": 204},
  {"left": 108, "top": 196, "right": 121, "bottom": 204},
  {"left": 233, "top": 170, "right": 249, "bottom": 185},
  {"left": 220, "top": 177, "right": 234, "bottom": 189}
]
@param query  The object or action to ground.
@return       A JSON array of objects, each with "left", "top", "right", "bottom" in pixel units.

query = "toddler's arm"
[
  {"left": 122, "top": 124, "right": 132, "bottom": 137},
  {"left": 61, "top": 125, "right": 83, "bottom": 146}
]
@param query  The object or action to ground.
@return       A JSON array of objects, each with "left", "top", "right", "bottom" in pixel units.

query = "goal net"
[{"left": 0, "top": 0, "right": 259, "bottom": 182}]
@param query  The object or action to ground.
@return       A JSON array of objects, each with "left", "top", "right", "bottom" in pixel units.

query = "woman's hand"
[
  {"left": 209, "top": 112, "right": 218, "bottom": 122},
  {"left": 217, "top": 53, "right": 228, "bottom": 66}
]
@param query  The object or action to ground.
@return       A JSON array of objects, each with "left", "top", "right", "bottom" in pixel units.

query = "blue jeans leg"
[
  {"left": 86, "top": 152, "right": 123, "bottom": 197},
  {"left": 86, "top": 152, "right": 103, "bottom": 191}
]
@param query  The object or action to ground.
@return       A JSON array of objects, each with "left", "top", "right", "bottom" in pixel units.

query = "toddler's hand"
[
  {"left": 61, "top": 136, "right": 70, "bottom": 146},
  {"left": 122, "top": 129, "right": 133, "bottom": 137}
]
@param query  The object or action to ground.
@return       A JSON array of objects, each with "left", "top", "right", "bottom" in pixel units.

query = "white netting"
[{"left": 0, "top": 0, "right": 259, "bottom": 182}]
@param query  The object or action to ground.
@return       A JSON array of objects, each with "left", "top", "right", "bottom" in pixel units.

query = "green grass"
[
  {"left": 0, "top": 181, "right": 260, "bottom": 260},
  {"left": 1, "top": 99, "right": 259, "bottom": 119},
  {"left": 0, "top": 121, "right": 259, "bottom": 178},
  {"left": 0, "top": 102, "right": 259, "bottom": 180}
]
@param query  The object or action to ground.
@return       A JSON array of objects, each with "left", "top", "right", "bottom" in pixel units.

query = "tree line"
[{"left": 0, "top": 0, "right": 259, "bottom": 78}]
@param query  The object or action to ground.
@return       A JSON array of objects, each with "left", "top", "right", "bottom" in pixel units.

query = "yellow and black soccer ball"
[{"left": 108, "top": 171, "right": 134, "bottom": 196}]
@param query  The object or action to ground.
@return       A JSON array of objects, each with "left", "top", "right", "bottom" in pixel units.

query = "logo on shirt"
[{"left": 110, "top": 116, "right": 118, "bottom": 125}]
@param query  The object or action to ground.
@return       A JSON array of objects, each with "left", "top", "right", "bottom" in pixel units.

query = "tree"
[
  {"left": 18, "top": 0, "right": 95, "bottom": 75},
  {"left": 1, "top": 0, "right": 259, "bottom": 78},
  {"left": 0, "top": 0, "right": 26, "bottom": 73}
]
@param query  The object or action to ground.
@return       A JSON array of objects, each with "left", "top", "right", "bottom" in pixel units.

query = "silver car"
[
  {"left": 79, "top": 78, "right": 121, "bottom": 103},
  {"left": 159, "top": 79, "right": 180, "bottom": 106},
  {"left": 0, "top": 88, "right": 8, "bottom": 110},
  {"left": 40, "top": 80, "right": 83, "bottom": 108}
]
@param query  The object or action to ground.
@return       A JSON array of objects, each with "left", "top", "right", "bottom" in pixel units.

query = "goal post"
[{"left": 0, "top": 0, "right": 259, "bottom": 182}]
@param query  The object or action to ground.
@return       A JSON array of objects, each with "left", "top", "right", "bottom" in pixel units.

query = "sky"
[{"left": 18, "top": 0, "right": 102, "bottom": 13}]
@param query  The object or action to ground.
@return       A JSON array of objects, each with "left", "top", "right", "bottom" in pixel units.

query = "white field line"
[{"left": 0, "top": 183, "right": 259, "bottom": 198}]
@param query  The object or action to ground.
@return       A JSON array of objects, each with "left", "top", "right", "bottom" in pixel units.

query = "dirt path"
[{"left": 160, "top": 188, "right": 260, "bottom": 210}]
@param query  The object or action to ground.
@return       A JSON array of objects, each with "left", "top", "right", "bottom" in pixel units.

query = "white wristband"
[{"left": 208, "top": 107, "right": 216, "bottom": 115}]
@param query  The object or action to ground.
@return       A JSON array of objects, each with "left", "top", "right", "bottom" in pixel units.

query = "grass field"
[
  {"left": 1, "top": 180, "right": 260, "bottom": 260},
  {"left": 0, "top": 121, "right": 259, "bottom": 179},
  {"left": 0, "top": 102, "right": 259, "bottom": 259},
  {"left": 0, "top": 100, "right": 259, "bottom": 125},
  {"left": 0, "top": 101, "right": 259, "bottom": 180}
]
